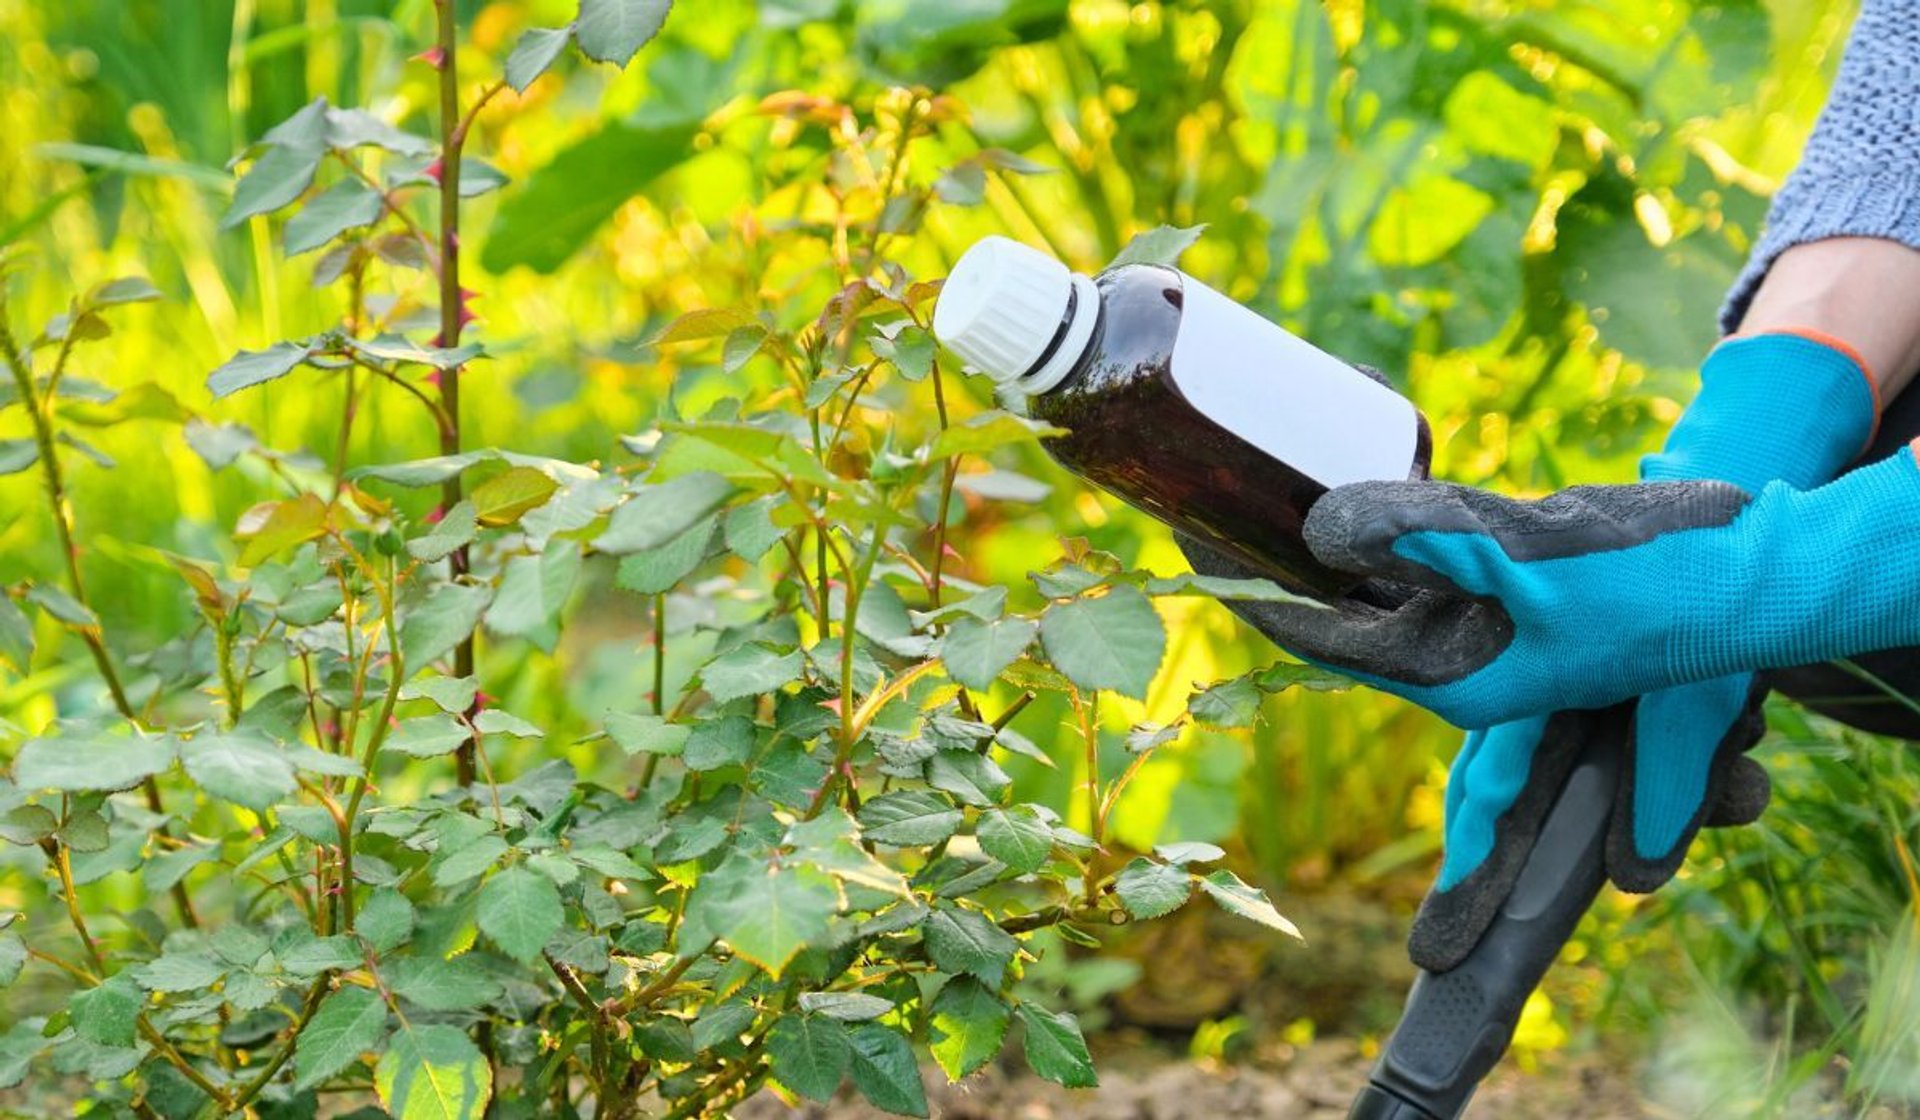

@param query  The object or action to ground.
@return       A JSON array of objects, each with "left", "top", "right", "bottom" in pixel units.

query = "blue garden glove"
[{"left": 1407, "top": 332, "right": 1879, "bottom": 969}]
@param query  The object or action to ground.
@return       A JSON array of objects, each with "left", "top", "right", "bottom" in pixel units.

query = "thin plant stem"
[
  {"left": 0, "top": 309, "right": 199, "bottom": 929},
  {"left": 433, "top": 0, "right": 479, "bottom": 788}
]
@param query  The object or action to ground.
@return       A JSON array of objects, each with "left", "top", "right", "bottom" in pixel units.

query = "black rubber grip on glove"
[{"left": 1350, "top": 708, "right": 1620, "bottom": 1120}]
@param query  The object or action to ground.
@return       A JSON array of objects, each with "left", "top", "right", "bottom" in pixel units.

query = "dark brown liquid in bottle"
[{"left": 1027, "top": 264, "right": 1432, "bottom": 600}]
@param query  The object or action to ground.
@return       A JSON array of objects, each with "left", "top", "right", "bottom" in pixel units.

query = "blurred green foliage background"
[{"left": 12, "top": 0, "right": 1920, "bottom": 1110}]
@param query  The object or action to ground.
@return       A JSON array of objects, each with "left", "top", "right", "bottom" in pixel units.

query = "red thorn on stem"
[
  {"left": 423, "top": 158, "right": 445, "bottom": 184},
  {"left": 425, "top": 504, "right": 445, "bottom": 524},
  {"left": 414, "top": 46, "right": 447, "bottom": 70},
  {"left": 425, "top": 370, "right": 443, "bottom": 387}
]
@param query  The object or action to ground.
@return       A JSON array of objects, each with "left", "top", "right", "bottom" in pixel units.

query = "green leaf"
[
  {"left": 700, "top": 644, "right": 803, "bottom": 704},
  {"left": 939, "top": 616, "right": 1037, "bottom": 693},
  {"left": 357, "top": 890, "right": 416, "bottom": 953},
  {"left": 388, "top": 956, "right": 503, "bottom": 1011},
  {"left": 1198, "top": 869, "right": 1302, "bottom": 939},
  {"left": 57, "top": 809, "right": 108, "bottom": 853},
  {"left": 1109, "top": 223, "right": 1206, "bottom": 268},
  {"left": 657, "top": 419, "right": 837, "bottom": 487},
  {"left": 1113, "top": 858, "right": 1191, "bottom": 920},
  {"left": 71, "top": 974, "right": 141, "bottom": 1048},
  {"left": 207, "top": 340, "right": 317, "bottom": 399},
  {"left": 0, "top": 934, "right": 23, "bottom": 988},
  {"left": 473, "top": 709, "right": 540, "bottom": 738},
  {"left": 927, "top": 749, "right": 1010, "bottom": 808},
  {"left": 506, "top": 26, "right": 572, "bottom": 92},
  {"left": 575, "top": 0, "right": 673, "bottom": 67},
  {"left": 1144, "top": 572, "right": 1322, "bottom": 605},
  {"left": 687, "top": 855, "right": 839, "bottom": 977},
  {"left": 1039, "top": 585, "right": 1166, "bottom": 699},
  {"left": 400, "top": 583, "right": 493, "bottom": 670},
  {"left": 976, "top": 806, "right": 1052, "bottom": 875},
  {"left": 848, "top": 1023, "right": 929, "bottom": 1117},
  {"left": 482, "top": 122, "right": 697, "bottom": 274},
  {"left": 797, "top": 991, "right": 893, "bottom": 1021},
  {"left": 0, "top": 598, "right": 27, "bottom": 673},
  {"left": 614, "top": 515, "right": 714, "bottom": 594},
  {"left": 724, "top": 497, "right": 783, "bottom": 560},
  {"left": 225, "top": 140, "right": 325, "bottom": 227},
  {"left": 927, "top": 411, "right": 1065, "bottom": 459},
  {"left": 0, "top": 805, "right": 54, "bottom": 846},
  {"left": 284, "top": 178, "right": 383, "bottom": 255},
  {"left": 180, "top": 731, "right": 297, "bottom": 810},
  {"left": 570, "top": 846, "right": 651, "bottom": 881},
  {"left": 929, "top": 976, "right": 1010, "bottom": 1081},
  {"left": 1188, "top": 676, "right": 1261, "bottom": 729},
  {"left": 279, "top": 934, "right": 365, "bottom": 976},
  {"left": 767, "top": 1013, "right": 850, "bottom": 1103},
  {"left": 1154, "top": 841, "right": 1225, "bottom": 865},
  {"left": 0, "top": 439, "right": 36, "bottom": 476},
  {"left": 1251, "top": 661, "right": 1352, "bottom": 693},
  {"left": 385, "top": 715, "right": 471, "bottom": 759},
  {"left": 431, "top": 835, "right": 508, "bottom": 888},
  {"left": 24, "top": 584, "right": 96, "bottom": 627},
  {"left": 343, "top": 334, "right": 482, "bottom": 370},
  {"left": 351, "top": 451, "right": 491, "bottom": 487},
  {"left": 922, "top": 907, "right": 1018, "bottom": 987},
  {"left": 486, "top": 541, "right": 581, "bottom": 639},
  {"left": 324, "top": 107, "right": 433, "bottom": 156},
  {"left": 604, "top": 713, "right": 689, "bottom": 756},
  {"left": 691, "top": 1000, "right": 757, "bottom": 1051},
  {"left": 1016, "top": 1003, "right": 1096, "bottom": 1088},
  {"left": 592, "top": 472, "right": 734, "bottom": 554},
  {"left": 470, "top": 466, "right": 559, "bottom": 526},
  {"left": 401, "top": 674, "right": 478, "bottom": 713},
  {"left": 240, "top": 493, "right": 331, "bottom": 568},
  {"left": 682, "top": 714, "right": 756, "bottom": 772},
  {"left": 15, "top": 732, "right": 173, "bottom": 793},
  {"left": 132, "top": 952, "right": 223, "bottom": 993},
  {"left": 82, "top": 276, "right": 162, "bottom": 308},
  {"left": 477, "top": 867, "right": 565, "bottom": 964},
  {"left": 296, "top": 987, "right": 388, "bottom": 1090},
  {"left": 405, "top": 501, "right": 477, "bottom": 564},
  {"left": 375, "top": 1024, "right": 492, "bottom": 1120},
  {"left": 649, "top": 307, "right": 758, "bottom": 345},
  {"left": 856, "top": 790, "right": 963, "bottom": 847}
]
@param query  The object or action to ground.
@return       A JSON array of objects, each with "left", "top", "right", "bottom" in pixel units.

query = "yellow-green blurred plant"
[{"left": 0, "top": 3, "right": 1337, "bottom": 1116}]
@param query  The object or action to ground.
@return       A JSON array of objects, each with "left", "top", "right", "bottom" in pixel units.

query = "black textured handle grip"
[{"left": 1350, "top": 709, "right": 1623, "bottom": 1120}]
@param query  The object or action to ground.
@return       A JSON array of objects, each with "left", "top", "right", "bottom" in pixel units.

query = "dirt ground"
[{"left": 736, "top": 1037, "right": 1649, "bottom": 1119}]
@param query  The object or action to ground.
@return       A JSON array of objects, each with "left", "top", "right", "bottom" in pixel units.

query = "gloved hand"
[
  {"left": 1205, "top": 354, "right": 1895, "bottom": 727},
  {"left": 1184, "top": 332, "right": 1883, "bottom": 967},
  {"left": 1407, "top": 331, "right": 1879, "bottom": 969}
]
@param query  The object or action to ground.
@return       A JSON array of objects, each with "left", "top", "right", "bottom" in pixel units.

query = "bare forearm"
[{"left": 1738, "top": 236, "right": 1920, "bottom": 399}]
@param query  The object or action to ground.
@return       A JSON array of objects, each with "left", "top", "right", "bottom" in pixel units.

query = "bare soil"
[{"left": 736, "top": 1038, "right": 1648, "bottom": 1119}]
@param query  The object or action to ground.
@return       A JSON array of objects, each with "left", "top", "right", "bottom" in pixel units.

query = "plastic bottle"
[{"left": 932, "top": 235, "right": 1432, "bottom": 599}]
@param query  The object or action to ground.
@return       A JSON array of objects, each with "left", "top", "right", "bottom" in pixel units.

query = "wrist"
[
  {"left": 1643, "top": 331, "right": 1878, "bottom": 491},
  {"left": 1740, "top": 237, "right": 1920, "bottom": 400}
]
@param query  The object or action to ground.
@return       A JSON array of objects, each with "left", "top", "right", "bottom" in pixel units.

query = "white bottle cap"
[{"left": 934, "top": 236, "right": 1090, "bottom": 389}]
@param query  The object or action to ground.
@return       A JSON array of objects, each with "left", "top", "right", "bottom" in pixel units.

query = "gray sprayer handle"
[{"left": 1348, "top": 709, "right": 1623, "bottom": 1120}]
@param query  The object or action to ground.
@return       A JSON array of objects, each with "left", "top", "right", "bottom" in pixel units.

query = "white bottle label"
[{"left": 1167, "top": 273, "right": 1419, "bottom": 487}]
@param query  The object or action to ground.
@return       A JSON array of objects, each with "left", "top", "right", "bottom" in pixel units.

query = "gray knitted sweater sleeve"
[{"left": 1721, "top": 0, "right": 1920, "bottom": 332}]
